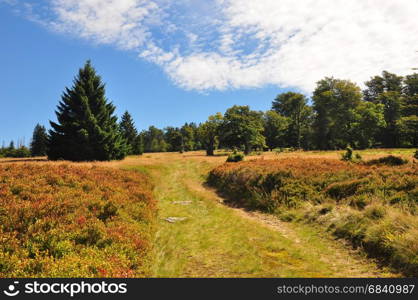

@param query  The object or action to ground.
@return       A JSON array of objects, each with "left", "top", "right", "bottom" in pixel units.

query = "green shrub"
[
  {"left": 341, "top": 147, "right": 362, "bottom": 162},
  {"left": 319, "top": 204, "right": 334, "bottom": 215},
  {"left": 208, "top": 158, "right": 418, "bottom": 276},
  {"left": 365, "top": 205, "right": 386, "bottom": 220},
  {"left": 325, "top": 179, "right": 366, "bottom": 200},
  {"left": 366, "top": 155, "right": 408, "bottom": 166},
  {"left": 279, "top": 211, "right": 297, "bottom": 222},
  {"left": 341, "top": 147, "right": 353, "bottom": 161},
  {"left": 226, "top": 153, "right": 244, "bottom": 162},
  {"left": 349, "top": 195, "right": 370, "bottom": 209},
  {"left": 98, "top": 201, "right": 118, "bottom": 222},
  {"left": 75, "top": 223, "right": 105, "bottom": 246}
]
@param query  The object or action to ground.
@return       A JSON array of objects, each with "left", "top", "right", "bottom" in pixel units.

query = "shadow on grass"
[{"left": 0, "top": 158, "right": 48, "bottom": 164}]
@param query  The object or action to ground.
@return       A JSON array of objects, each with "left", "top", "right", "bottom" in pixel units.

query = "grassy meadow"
[
  {"left": 208, "top": 149, "right": 418, "bottom": 276},
  {"left": 0, "top": 148, "right": 416, "bottom": 277}
]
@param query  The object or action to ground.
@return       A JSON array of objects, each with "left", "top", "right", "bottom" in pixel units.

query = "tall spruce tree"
[
  {"left": 48, "top": 61, "right": 128, "bottom": 161},
  {"left": 30, "top": 124, "right": 48, "bottom": 156},
  {"left": 119, "top": 111, "right": 142, "bottom": 155}
]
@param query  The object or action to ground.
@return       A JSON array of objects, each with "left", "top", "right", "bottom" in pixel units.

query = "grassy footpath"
[
  {"left": 125, "top": 153, "right": 396, "bottom": 277},
  {"left": 207, "top": 155, "right": 417, "bottom": 276}
]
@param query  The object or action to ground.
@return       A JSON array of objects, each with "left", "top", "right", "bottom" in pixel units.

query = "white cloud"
[{"left": 11, "top": 0, "right": 418, "bottom": 92}]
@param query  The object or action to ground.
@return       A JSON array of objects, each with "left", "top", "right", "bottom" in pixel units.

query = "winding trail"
[{"left": 125, "top": 152, "right": 398, "bottom": 278}]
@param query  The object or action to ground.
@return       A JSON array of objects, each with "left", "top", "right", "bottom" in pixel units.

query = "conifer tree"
[
  {"left": 48, "top": 61, "right": 128, "bottom": 161},
  {"left": 119, "top": 111, "right": 143, "bottom": 155},
  {"left": 30, "top": 124, "right": 48, "bottom": 156}
]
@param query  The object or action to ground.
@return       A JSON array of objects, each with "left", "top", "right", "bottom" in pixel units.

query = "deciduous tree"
[{"left": 220, "top": 105, "right": 266, "bottom": 154}]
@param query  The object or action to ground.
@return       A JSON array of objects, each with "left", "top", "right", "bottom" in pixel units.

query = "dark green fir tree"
[
  {"left": 48, "top": 61, "right": 128, "bottom": 161},
  {"left": 30, "top": 124, "right": 48, "bottom": 156},
  {"left": 119, "top": 111, "right": 143, "bottom": 155}
]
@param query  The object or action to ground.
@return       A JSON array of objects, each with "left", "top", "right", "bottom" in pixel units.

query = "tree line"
[
  {"left": 135, "top": 71, "right": 418, "bottom": 155},
  {"left": 1, "top": 61, "right": 416, "bottom": 161}
]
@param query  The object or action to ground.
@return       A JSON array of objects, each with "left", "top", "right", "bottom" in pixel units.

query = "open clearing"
[
  {"left": 1, "top": 149, "right": 412, "bottom": 277},
  {"left": 123, "top": 150, "right": 403, "bottom": 277}
]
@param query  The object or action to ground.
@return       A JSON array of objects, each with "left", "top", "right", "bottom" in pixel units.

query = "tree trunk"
[
  {"left": 206, "top": 140, "right": 215, "bottom": 156},
  {"left": 244, "top": 143, "right": 251, "bottom": 155}
]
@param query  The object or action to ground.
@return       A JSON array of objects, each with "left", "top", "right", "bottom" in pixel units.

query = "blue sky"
[
  {"left": 0, "top": 4, "right": 283, "bottom": 146},
  {"left": 1, "top": 1, "right": 417, "bottom": 145}
]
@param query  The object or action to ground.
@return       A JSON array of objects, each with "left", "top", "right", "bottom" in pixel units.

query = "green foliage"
[
  {"left": 180, "top": 123, "right": 196, "bottom": 151},
  {"left": 340, "top": 147, "right": 362, "bottom": 162},
  {"left": 198, "top": 113, "right": 223, "bottom": 156},
  {"left": 164, "top": 127, "right": 183, "bottom": 152},
  {"left": 341, "top": 147, "right": 354, "bottom": 161},
  {"left": 226, "top": 153, "right": 244, "bottom": 162},
  {"left": 30, "top": 124, "right": 48, "bottom": 156},
  {"left": 0, "top": 141, "right": 31, "bottom": 158},
  {"left": 208, "top": 158, "right": 418, "bottom": 275},
  {"left": 220, "top": 105, "right": 266, "bottom": 154},
  {"left": 365, "top": 205, "right": 386, "bottom": 220},
  {"left": 313, "top": 78, "right": 363, "bottom": 150},
  {"left": 351, "top": 102, "right": 386, "bottom": 149},
  {"left": 363, "top": 71, "right": 418, "bottom": 148},
  {"left": 325, "top": 179, "right": 365, "bottom": 200},
  {"left": 272, "top": 92, "right": 314, "bottom": 149},
  {"left": 365, "top": 155, "right": 408, "bottom": 166},
  {"left": 119, "top": 111, "right": 142, "bottom": 155},
  {"left": 48, "top": 61, "right": 128, "bottom": 161},
  {"left": 378, "top": 91, "right": 403, "bottom": 148},
  {"left": 363, "top": 71, "right": 403, "bottom": 103},
  {"left": 263, "top": 110, "right": 289, "bottom": 150},
  {"left": 142, "top": 126, "right": 168, "bottom": 153}
]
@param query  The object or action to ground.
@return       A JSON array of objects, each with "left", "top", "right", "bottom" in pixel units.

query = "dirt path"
[{"left": 125, "top": 153, "right": 398, "bottom": 278}]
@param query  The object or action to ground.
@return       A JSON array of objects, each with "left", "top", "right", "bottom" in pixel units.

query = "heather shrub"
[
  {"left": 341, "top": 147, "right": 362, "bottom": 162},
  {"left": 226, "top": 153, "right": 244, "bottom": 162},
  {"left": 365, "top": 205, "right": 386, "bottom": 220},
  {"left": 208, "top": 157, "right": 418, "bottom": 275},
  {"left": 325, "top": 179, "right": 366, "bottom": 200},
  {"left": 341, "top": 147, "right": 354, "bottom": 161},
  {"left": 0, "top": 164, "right": 156, "bottom": 277},
  {"left": 366, "top": 155, "right": 408, "bottom": 166}
]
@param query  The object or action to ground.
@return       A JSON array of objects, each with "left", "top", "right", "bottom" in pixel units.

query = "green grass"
[{"left": 125, "top": 154, "right": 396, "bottom": 277}]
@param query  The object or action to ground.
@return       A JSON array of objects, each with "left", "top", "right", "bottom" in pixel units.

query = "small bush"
[
  {"left": 98, "top": 201, "right": 118, "bottom": 222},
  {"left": 349, "top": 195, "right": 370, "bottom": 209},
  {"left": 279, "top": 211, "right": 297, "bottom": 222},
  {"left": 366, "top": 155, "right": 408, "bottom": 166},
  {"left": 325, "top": 179, "right": 365, "bottom": 200},
  {"left": 319, "top": 204, "right": 334, "bottom": 215},
  {"left": 341, "top": 147, "right": 362, "bottom": 162},
  {"left": 365, "top": 205, "right": 386, "bottom": 220},
  {"left": 226, "top": 153, "right": 244, "bottom": 162},
  {"left": 341, "top": 147, "right": 353, "bottom": 161},
  {"left": 414, "top": 150, "right": 418, "bottom": 160}
]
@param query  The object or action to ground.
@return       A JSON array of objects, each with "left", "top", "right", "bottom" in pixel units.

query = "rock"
[
  {"left": 172, "top": 201, "right": 192, "bottom": 205},
  {"left": 165, "top": 217, "right": 188, "bottom": 223}
]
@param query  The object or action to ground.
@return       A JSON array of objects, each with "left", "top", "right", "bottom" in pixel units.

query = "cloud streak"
[{"left": 9, "top": 0, "right": 418, "bottom": 92}]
